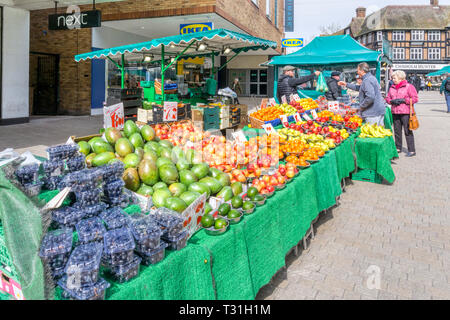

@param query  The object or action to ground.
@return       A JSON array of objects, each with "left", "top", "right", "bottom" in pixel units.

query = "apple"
[
  {"left": 267, "top": 185, "right": 275, "bottom": 193},
  {"left": 278, "top": 167, "right": 286, "bottom": 176}
]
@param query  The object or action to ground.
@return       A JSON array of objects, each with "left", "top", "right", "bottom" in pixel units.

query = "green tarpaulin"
[
  {"left": 426, "top": 66, "right": 450, "bottom": 77},
  {"left": 268, "top": 35, "right": 382, "bottom": 67}
]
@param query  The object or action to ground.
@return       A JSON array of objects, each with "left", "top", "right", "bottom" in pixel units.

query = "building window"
[
  {"left": 392, "top": 31, "right": 405, "bottom": 41},
  {"left": 274, "top": 0, "right": 278, "bottom": 27},
  {"left": 362, "top": 35, "right": 367, "bottom": 44},
  {"left": 266, "top": 0, "right": 271, "bottom": 19},
  {"left": 428, "top": 31, "right": 440, "bottom": 41},
  {"left": 345, "top": 28, "right": 350, "bottom": 35},
  {"left": 428, "top": 48, "right": 441, "bottom": 60},
  {"left": 410, "top": 48, "right": 423, "bottom": 60},
  {"left": 367, "top": 33, "right": 373, "bottom": 43},
  {"left": 252, "top": 0, "right": 258, "bottom": 6},
  {"left": 393, "top": 48, "right": 405, "bottom": 60},
  {"left": 377, "top": 31, "right": 383, "bottom": 42},
  {"left": 411, "top": 30, "right": 424, "bottom": 41}
]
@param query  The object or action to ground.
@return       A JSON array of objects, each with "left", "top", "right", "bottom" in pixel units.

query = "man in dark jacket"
[
  {"left": 325, "top": 71, "right": 343, "bottom": 101},
  {"left": 277, "top": 66, "right": 320, "bottom": 102}
]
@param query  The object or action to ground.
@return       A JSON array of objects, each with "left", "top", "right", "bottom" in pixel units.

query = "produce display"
[{"left": 359, "top": 124, "right": 393, "bottom": 138}]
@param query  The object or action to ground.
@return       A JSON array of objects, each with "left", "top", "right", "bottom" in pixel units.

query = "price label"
[
  {"left": 289, "top": 94, "right": 296, "bottom": 103},
  {"left": 280, "top": 115, "right": 289, "bottom": 127},
  {"left": 281, "top": 95, "right": 288, "bottom": 104},
  {"left": 260, "top": 98, "right": 269, "bottom": 109},
  {"left": 328, "top": 101, "right": 340, "bottom": 112},
  {"left": 163, "top": 101, "right": 178, "bottom": 121},
  {"left": 185, "top": 141, "right": 194, "bottom": 149},
  {"left": 293, "top": 113, "right": 303, "bottom": 123},
  {"left": 302, "top": 113, "right": 312, "bottom": 121},
  {"left": 293, "top": 94, "right": 301, "bottom": 102},
  {"left": 232, "top": 130, "right": 247, "bottom": 143},
  {"left": 310, "top": 109, "right": 318, "bottom": 119},
  {"left": 268, "top": 98, "right": 277, "bottom": 107},
  {"left": 262, "top": 123, "right": 277, "bottom": 135}
]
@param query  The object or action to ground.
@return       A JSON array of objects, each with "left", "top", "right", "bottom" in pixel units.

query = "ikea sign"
[
  {"left": 282, "top": 38, "right": 304, "bottom": 48},
  {"left": 180, "top": 22, "right": 213, "bottom": 35}
]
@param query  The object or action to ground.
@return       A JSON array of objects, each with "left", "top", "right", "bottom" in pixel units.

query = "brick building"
[
  {"left": 0, "top": 0, "right": 285, "bottom": 123},
  {"left": 336, "top": 0, "right": 450, "bottom": 80}
]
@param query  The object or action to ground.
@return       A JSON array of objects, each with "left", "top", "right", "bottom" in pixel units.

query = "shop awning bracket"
[{"left": 215, "top": 48, "right": 244, "bottom": 74}]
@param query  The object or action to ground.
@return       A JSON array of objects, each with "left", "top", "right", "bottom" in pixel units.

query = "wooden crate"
[{"left": 249, "top": 115, "right": 265, "bottom": 129}]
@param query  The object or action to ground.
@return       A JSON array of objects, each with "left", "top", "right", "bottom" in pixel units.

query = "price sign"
[
  {"left": 328, "top": 101, "right": 340, "bottom": 113},
  {"left": 262, "top": 123, "right": 277, "bottom": 135},
  {"left": 289, "top": 94, "right": 296, "bottom": 103},
  {"left": 260, "top": 98, "right": 269, "bottom": 109},
  {"left": 310, "top": 109, "right": 318, "bottom": 119},
  {"left": 281, "top": 95, "right": 288, "bottom": 104},
  {"left": 163, "top": 101, "right": 178, "bottom": 121},
  {"left": 268, "top": 98, "right": 277, "bottom": 107},
  {"left": 302, "top": 113, "right": 312, "bottom": 121},
  {"left": 280, "top": 115, "right": 289, "bottom": 127},
  {"left": 293, "top": 113, "right": 303, "bottom": 123},
  {"left": 185, "top": 141, "right": 194, "bottom": 149},
  {"left": 293, "top": 94, "right": 301, "bottom": 102},
  {"left": 232, "top": 130, "right": 247, "bottom": 143}
]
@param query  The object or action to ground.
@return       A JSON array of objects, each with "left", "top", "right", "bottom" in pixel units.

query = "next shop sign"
[
  {"left": 180, "top": 22, "right": 213, "bottom": 35},
  {"left": 281, "top": 38, "right": 304, "bottom": 48}
]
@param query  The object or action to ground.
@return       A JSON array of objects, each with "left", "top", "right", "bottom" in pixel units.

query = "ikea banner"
[
  {"left": 180, "top": 22, "right": 214, "bottom": 35},
  {"left": 281, "top": 38, "right": 304, "bottom": 48}
]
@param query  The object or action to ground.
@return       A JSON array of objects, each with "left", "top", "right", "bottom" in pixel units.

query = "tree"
[{"left": 319, "top": 23, "right": 343, "bottom": 36}]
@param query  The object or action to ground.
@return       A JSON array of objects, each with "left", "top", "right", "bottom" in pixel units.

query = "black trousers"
[{"left": 392, "top": 114, "right": 415, "bottom": 153}]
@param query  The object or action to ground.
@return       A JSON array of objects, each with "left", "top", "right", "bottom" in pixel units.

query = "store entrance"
[{"left": 30, "top": 53, "right": 59, "bottom": 115}]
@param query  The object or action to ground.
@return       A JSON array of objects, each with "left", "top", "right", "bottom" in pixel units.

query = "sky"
[{"left": 285, "top": 0, "right": 450, "bottom": 53}]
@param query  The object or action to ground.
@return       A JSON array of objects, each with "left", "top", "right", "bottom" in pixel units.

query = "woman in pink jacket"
[{"left": 386, "top": 70, "right": 419, "bottom": 157}]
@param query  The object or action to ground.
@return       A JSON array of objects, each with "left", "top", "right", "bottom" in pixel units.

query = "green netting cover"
[{"left": 0, "top": 169, "right": 45, "bottom": 300}]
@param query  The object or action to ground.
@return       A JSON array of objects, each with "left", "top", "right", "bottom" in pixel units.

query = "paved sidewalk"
[{"left": 256, "top": 91, "right": 450, "bottom": 300}]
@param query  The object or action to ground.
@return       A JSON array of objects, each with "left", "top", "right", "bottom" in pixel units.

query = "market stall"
[
  {"left": 426, "top": 65, "right": 450, "bottom": 77},
  {"left": 76, "top": 29, "right": 276, "bottom": 129},
  {"left": 266, "top": 35, "right": 383, "bottom": 101}
]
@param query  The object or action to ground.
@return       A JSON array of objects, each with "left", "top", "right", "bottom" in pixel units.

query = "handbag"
[{"left": 409, "top": 98, "right": 419, "bottom": 131}]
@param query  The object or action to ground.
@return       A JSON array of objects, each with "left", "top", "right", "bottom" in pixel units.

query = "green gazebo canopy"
[
  {"left": 426, "top": 66, "right": 450, "bottom": 77},
  {"left": 75, "top": 28, "right": 277, "bottom": 62},
  {"left": 268, "top": 35, "right": 382, "bottom": 67}
]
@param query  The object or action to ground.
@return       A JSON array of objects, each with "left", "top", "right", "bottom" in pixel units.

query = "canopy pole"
[
  {"left": 161, "top": 44, "right": 165, "bottom": 103},
  {"left": 217, "top": 48, "right": 244, "bottom": 72},
  {"left": 121, "top": 54, "right": 125, "bottom": 89},
  {"left": 211, "top": 51, "right": 215, "bottom": 76},
  {"left": 274, "top": 66, "right": 279, "bottom": 101},
  {"left": 162, "top": 41, "right": 196, "bottom": 72}
]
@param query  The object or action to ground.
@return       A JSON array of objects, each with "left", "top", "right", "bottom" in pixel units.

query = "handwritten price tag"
[
  {"left": 293, "top": 94, "right": 301, "bottom": 102},
  {"left": 280, "top": 115, "right": 289, "bottom": 127},
  {"left": 281, "top": 95, "right": 288, "bottom": 104},
  {"left": 302, "top": 113, "right": 312, "bottom": 121},
  {"left": 260, "top": 98, "right": 269, "bottom": 109},
  {"left": 328, "top": 101, "right": 339, "bottom": 112},
  {"left": 232, "top": 131, "right": 247, "bottom": 143},
  {"left": 293, "top": 113, "right": 303, "bottom": 123},
  {"left": 268, "top": 98, "right": 277, "bottom": 107},
  {"left": 163, "top": 101, "right": 178, "bottom": 122},
  {"left": 310, "top": 109, "right": 318, "bottom": 119},
  {"left": 262, "top": 123, "right": 277, "bottom": 135}
]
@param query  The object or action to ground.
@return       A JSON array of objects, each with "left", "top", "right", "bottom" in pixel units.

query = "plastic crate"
[{"left": 351, "top": 169, "right": 383, "bottom": 184}]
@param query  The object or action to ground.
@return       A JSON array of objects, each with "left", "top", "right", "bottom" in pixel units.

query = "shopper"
[
  {"left": 427, "top": 80, "right": 432, "bottom": 91},
  {"left": 420, "top": 78, "right": 426, "bottom": 91},
  {"left": 325, "top": 71, "right": 343, "bottom": 101},
  {"left": 440, "top": 73, "right": 450, "bottom": 113},
  {"left": 231, "top": 78, "right": 242, "bottom": 96},
  {"left": 386, "top": 70, "right": 418, "bottom": 157},
  {"left": 338, "top": 62, "right": 386, "bottom": 126},
  {"left": 277, "top": 66, "right": 320, "bottom": 102}
]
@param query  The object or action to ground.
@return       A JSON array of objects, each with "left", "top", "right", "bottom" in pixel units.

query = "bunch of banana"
[{"left": 359, "top": 124, "right": 393, "bottom": 138}]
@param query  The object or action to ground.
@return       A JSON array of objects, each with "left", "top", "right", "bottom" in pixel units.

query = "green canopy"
[
  {"left": 75, "top": 28, "right": 277, "bottom": 62},
  {"left": 426, "top": 66, "right": 450, "bottom": 77},
  {"left": 268, "top": 35, "right": 382, "bottom": 67}
]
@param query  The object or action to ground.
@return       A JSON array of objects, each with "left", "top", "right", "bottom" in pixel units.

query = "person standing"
[
  {"left": 440, "top": 73, "right": 450, "bottom": 113},
  {"left": 385, "top": 70, "right": 419, "bottom": 157},
  {"left": 427, "top": 80, "right": 432, "bottom": 91},
  {"left": 338, "top": 62, "right": 386, "bottom": 126},
  {"left": 231, "top": 78, "right": 242, "bottom": 95},
  {"left": 325, "top": 71, "right": 343, "bottom": 101},
  {"left": 277, "top": 66, "right": 320, "bottom": 102}
]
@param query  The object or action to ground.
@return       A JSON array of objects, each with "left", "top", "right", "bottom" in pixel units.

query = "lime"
[
  {"left": 253, "top": 194, "right": 265, "bottom": 202},
  {"left": 242, "top": 201, "right": 255, "bottom": 210},
  {"left": 231, "top": 196, "right": 243, "bottom": 209},
  {"left": 214, "top": 218, "right": 228, "bottom": 230},
  {"left": 204, "top": 202, "right": 213, "bottom": 215},
  {"left": 201, "top": 214, "right": 215, "bottom": 228},
  {"left": 218, "top": 203, "right": 231, "bottom": 216},
  {"left": 227, "top": 210, "right": 241, "bottom": 219},
  {"left": 247, "top": 187, "right": 259, "bottom": 200}
]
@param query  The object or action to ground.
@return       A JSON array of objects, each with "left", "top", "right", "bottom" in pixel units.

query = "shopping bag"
[
  {"left": 315, "top": 72, "right": 329, "bottom": 93},
  {"left": 409, "top": 99, "right": 419, "bottom": 131}
]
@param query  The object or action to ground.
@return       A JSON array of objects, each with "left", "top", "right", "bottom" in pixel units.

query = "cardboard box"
[
  {"left": 220, "top": 118, "right": 230, "bottom": 129},
  {"left": 192, "top": 109, "right": 203, "bottom": 122}
]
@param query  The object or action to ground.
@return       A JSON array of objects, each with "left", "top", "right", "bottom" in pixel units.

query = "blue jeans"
[
  {"left": 364, "top": 115, "right": 385, "bottom": 126},
  {"left": 446, "top": 93, "right": 450, "bottom": 112}
]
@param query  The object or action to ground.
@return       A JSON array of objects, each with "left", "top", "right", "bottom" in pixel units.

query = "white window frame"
[
  {"left": 393, "top": 48, "right": 405, "bottom": 60},
  {"left": 428, "top": 31, "right": 440, "bottom": 41},
  {"left": 410, "top": 48, "right": 423, "bottom": 60},
  {"left": 377, "top": 31, "right": 383, "bottom": 42},
  {"left": 266, "top": 0, "right": 271, "bottom": 19},
  {"left": 252, "top": 0, "right": 258, "bottom": 6},
  {"left": 367, "top": 33, "right": 373, "bottom": 43},
  {"left": 411, "top": 30, "right": 424, "bottom": 41},
  {"left": 392, "top": 31, "right": 405, "bottom": 41},
  {"left": 362, "top": 34, "right": 367, "bottom": 44},
  {"left": 428, "top": 48, "right": 441, "bottom": 60}
]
